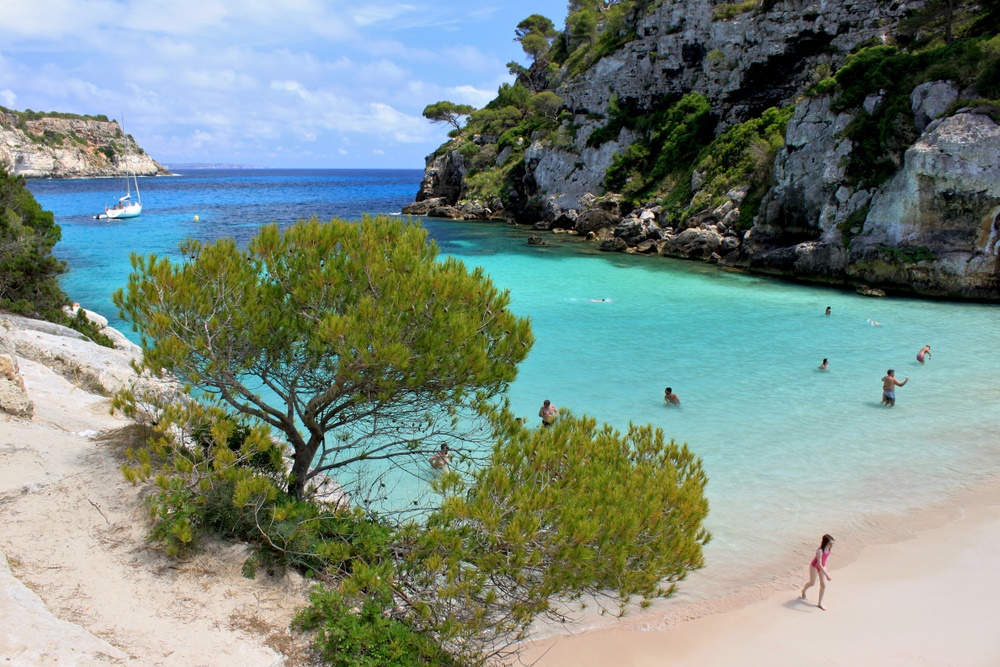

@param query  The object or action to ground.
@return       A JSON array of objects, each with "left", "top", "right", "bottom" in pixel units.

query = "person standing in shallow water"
[
  {"left": 818, "top": 358, "right": 828, "bottom": 370},
  {"left": 800, "top": 534, "right": 834, "bottom": 610},
  {"left": 917, "top": 345, "right": 931, "bottom": 364},
  {"left": 538, "top": 399, "right": 558, "bottom": 427},
  {"left": 881, "top": 369, "right": 909, "bottom": 406},
  {"left": 664, "top": 387, "right": 680, "bottom": 405},
  {"left": 825, "top": 306, "right": 831, "bottom": 316}
]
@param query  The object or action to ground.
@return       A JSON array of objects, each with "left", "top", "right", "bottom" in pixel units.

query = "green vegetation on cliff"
[
  {"left": 0, "top": 166, "right": 114, "bottom": 345},
  {"left": 0, "top": 168, "right": 67, "bottom": 316},
  {"left": 829, "top": 35, "right": 1000, "bottom": 188},
  {"left": 0, "top": 106, "right": 111, "bottom": 124}
]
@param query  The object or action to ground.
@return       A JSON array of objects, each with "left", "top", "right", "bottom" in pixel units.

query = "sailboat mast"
[{"left": 121, "top": 115, "right": 140, "bottom": 205}]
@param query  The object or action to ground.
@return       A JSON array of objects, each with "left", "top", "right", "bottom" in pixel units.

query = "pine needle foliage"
[
  {"left": 114, "top": 215, "right": 534, "bottom": 501},
  {"left": 299, "top": 411, "right": 710, "bottom": 667}
]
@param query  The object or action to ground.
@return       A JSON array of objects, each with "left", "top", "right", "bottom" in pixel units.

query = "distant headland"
[
  {"left": 164, "top": 163, "right": 263, "bottom": 170},
  {"left": 0, "top": 107, "right": 169, "bottom": 178}
]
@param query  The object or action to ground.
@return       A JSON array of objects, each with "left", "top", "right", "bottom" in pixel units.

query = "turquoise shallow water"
[{"left": 28, "top": 170, "right": 1000, "bottom": 602}]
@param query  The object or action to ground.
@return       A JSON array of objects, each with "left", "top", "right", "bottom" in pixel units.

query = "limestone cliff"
[
  {"left": 409, "top": 0, "right": 1000, "bottom": 300},
  {"left": 0, "top": 109, "right": 169, "bottom": 178}
]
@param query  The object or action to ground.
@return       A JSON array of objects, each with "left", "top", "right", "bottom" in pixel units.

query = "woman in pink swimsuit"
[{"left": 800, "top": 534, "right": 834, "bottom": 610}]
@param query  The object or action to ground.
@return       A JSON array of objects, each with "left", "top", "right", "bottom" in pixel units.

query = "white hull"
[
  {"left": 104, "top": 203, "right": 142, "bottom": 219},
  {"left": 98, "top": 115, "right": 143, "bottom": 219}
]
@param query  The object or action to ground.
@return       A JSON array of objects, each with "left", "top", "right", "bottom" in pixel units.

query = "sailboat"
[{"left": 99, "top": 117, "right": 142, "bottom": 219}]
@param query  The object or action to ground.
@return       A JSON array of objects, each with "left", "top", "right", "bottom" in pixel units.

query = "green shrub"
[
  {"left": 295, "top": 590, "right": 455, "bottom": 667},
  {"left": 838, "top": 204, "right": 871, "bottom": 246},
  {"left": 0, "top": 167, "right": 69, "bottom": 319},
  {"left": 604, "top": 93, "right": 715, "bottom": 203},
  {"left": 713, "top": 0, "right": 761, "bottom": 21},
  {"left": 0, "top": 106, "right": 110, "bottom": 123}
]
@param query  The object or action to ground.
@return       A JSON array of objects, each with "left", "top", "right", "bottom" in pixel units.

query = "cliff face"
[
  {"left": 0, "top": 112, "right": 169, "bottom": 178},
  {"left": 410, "top": 0, "right": 1000, "bottom": 300}
]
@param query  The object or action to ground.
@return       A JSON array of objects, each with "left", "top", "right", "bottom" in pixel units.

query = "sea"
[{"left": 27, "top": 169, "right": 1000, "bottom": 621}]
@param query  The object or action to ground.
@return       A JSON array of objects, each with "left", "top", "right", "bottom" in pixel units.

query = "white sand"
[
  {"left": 1, "top": 354, "right": 314, "bottom": 666},
  {"left": 522, "top": 483, "right": 1000, "bottom": 666}
]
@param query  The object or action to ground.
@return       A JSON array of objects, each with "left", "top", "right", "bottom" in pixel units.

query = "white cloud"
[
  {"left": 338, "top": 148, "right": 348, "bottom": 155},
  {"left": 447, "top": 85, "right": 498, "bottom": 108},
  {"left": 351, "top": 4, "right": 419, "bottom": 27},
  {"left": 0, "top": 0, "right": 568, "bottom": 166}
]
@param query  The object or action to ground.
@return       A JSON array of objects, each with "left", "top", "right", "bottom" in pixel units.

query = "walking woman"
[{"left": 800, "top": 534, "right": 834, "bottom": 610}]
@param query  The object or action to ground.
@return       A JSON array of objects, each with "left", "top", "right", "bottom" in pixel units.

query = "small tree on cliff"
[
  {"left": 0, "top": 166, "right": 68, "bottom": 317},
  {"left": 422, "top": 101, "right": 476, "bottom": 131},
  {"left": 114, "top": 215, "right": 533, "bottom": 501}
]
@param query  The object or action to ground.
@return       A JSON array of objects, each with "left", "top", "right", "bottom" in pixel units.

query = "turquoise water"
[{"left": 28, "top": 170, "right": 1000, "bottom": 601}]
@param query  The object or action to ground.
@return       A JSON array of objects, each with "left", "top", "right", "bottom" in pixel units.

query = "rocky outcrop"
[
  {"left": 746, "top": 93, "right": 1000, "bottom": 297},
  {"left": 0, "top": 112, "right": 168, "bottom": 178},
  {"left": 0, "top": 332, "right": 33, "bottom": 417},
  {"left": 0, "top": 311, "right": 175, "bottom": 400},
  {"left": 847, "top": 111, "right": 1000, "bottom": 298}
]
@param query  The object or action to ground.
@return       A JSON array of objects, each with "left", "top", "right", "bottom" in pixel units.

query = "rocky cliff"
[
  {"left": 0, "top": 109, "right": 169, "bottom": 178},
  {"left": 408, "top": 0, "right": 1000, "bottom": 300}
]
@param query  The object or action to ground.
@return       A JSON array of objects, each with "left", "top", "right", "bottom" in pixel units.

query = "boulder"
[
  {"left": 551, "top": 209, "right": 580, "bottom": 229},
  {"left": 527, "top": 236, "right": 547, "bottom": 246},
  {"left": 401, "top": 197, "right": 448, "bottom": 215},
  {"left": 614, "top": 217, "right": 664, "bottom": 245},
  {"left": 660, "top": 227, "right": 723, "bottom": 259},
  {"left": 911, "top": 80, "right": 960, "bottom": 133},
  {"left": 427, "top": 206, "right": 463, "bottom": 219},
  {"left": 0, "top": 333, "right": 33, "bottom": 417},
  {"left": 856, "top": 284, "right": 887, "bottom": 297},
  {"left": 598, "top": 237, "right": 629, "bottom": 252},
  {"left": 574, "top": 208, "right": 620, "bottom": 235}
]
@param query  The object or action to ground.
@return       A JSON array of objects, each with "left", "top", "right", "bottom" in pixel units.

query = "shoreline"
[{"left": 522, "top": 472, "right": 1000, "bottom": 665}]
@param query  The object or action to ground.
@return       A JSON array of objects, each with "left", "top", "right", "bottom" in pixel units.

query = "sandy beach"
[
  {"left": 2, "top": 315, "right": 999, "bottom": 666},
  {"left": 522, "top": 480, "right": 1000, "bottom": 667}
]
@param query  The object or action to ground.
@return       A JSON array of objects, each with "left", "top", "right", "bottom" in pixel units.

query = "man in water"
[
  {"left": 819, "top": 359, "right": 829, "bottom": 370},
  {"left": 881, "top": 369, "right": 909, "bottom": 407},
  {"left": 825, "top": 306, "right": 831, "bottom": 316},
  {"left": 539, "top": 399, "right": 559, "bottom": 426},
  {"left": 664, "top": 387, "right": 681, "bottom": 405}
]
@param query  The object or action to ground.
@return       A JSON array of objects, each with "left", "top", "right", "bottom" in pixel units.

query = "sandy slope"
[{"left": 0, "top": 357, "right": 315, "bottom": 666}]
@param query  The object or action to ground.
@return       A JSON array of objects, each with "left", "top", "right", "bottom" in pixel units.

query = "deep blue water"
[{"left": 27, "top": 169, "right": 1000, "bottom": 605}]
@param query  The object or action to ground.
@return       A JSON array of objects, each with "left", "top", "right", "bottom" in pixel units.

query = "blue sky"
[{"left": 0, "top": 1, "right": 569, "bottom": 168}]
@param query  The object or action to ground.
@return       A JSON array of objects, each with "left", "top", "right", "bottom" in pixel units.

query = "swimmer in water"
[
  {"left": 916, "top": 345, "right": 931, "bottom": 364},
  {"left": 589, "top": 298, "right": 612, "bottom": 303},
  {"left": 664, "top": 387, "right": 680, "bottom": 405},
  {"left": 819, "top": 358, "right": 829, "bottom": 370},
  {"left": 429, "top": 444, "right": 451, "bottom": 470},
  {"left": 825, "top": 306, "right": 831, "bottom": 316},
  {"left": 867, "top": 318, "right": 881, "bottom": 326}
]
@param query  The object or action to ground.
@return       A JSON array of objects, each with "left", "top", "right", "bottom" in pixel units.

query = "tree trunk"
[{"left": 289, "top": 446, "right": 313, "bottom": 500}]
